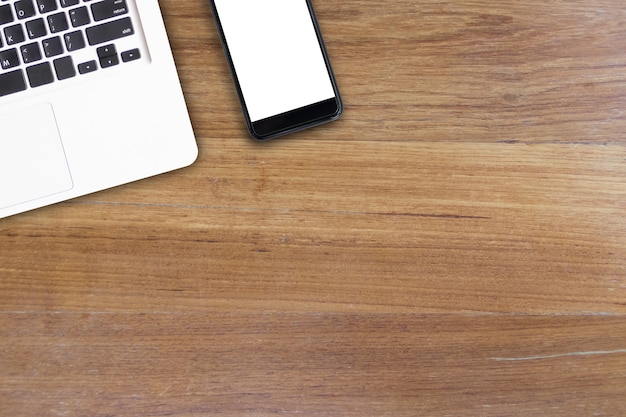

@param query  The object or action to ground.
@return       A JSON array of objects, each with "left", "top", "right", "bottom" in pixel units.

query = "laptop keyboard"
[{"left": 0, "top": 0, "right": 143, "bottom": 98}]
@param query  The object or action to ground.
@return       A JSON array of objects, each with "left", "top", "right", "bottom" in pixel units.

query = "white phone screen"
[{"left": 213, "top": 0, "right": 336, "bottom": 122}]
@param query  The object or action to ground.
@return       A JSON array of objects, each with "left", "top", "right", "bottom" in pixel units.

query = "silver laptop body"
[{"left": 0, "top": 0, "right": 198, "bottom": 219}]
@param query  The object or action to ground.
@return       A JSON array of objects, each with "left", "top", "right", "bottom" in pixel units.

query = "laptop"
[{"left": 0, "top": 0, "right": 198, "bottom": 219}]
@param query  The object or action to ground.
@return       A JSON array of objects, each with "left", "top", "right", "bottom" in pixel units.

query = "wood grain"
[
  {"left": 1, "top": 0, "right": 626, "bottom": 415},
  {"left": 2, "top": 313, "right": 626, "bottom": 417}
]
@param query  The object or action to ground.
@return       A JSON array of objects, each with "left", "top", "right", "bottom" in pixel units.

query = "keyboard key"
[
  {"left": 64, "top": 30, "right": 85, "bottom": 51},
  {"left": 0, "top": 4, "right": 14, "bottom": 25},
  {"left": 20, "top": 42, "right": 42, "bottom": 63},
  {"left": 0, "top": 69, "right": 27, "bottom": 97},
  {"left": 42, "top": 35, "right": 63, "bottom": 57},
  {"left": 53, "top": 55, "right": 75, "bottom": 80},
  {"left": 121, "top": 48, "right": 139, "bottom": 62},
  {"left": 14, "top": 0, "right": 36, "bottom": 20},
  {"left": 91, "top": 0, "right": 128, "bottom": 22},
  {"left": 86, "top": 16, "right": 133, "bottom": 45},
  {"left": 47, "top": 11, "right": 69, "bottom": 33},
  {"left": 0, "top": 48, "right": 20, "bottom": 69},
  {"left": 97, "top": 44, "right": 120, "bottom": 70},
  {"left": 96, "top": 43, "right": 115, "bottom": 58},
  {"left": 26, "top": 61, "right": 54, "bottom": 87},
  {"left": 36, "top": 0, "right": 58, "bottom": 14},
  {"left": 60, "top": 0, "right": 80, "bottom": 7},
  {"left": 26, "top": 17, "right": 47, "bottom": 39},
  {"left": 99, "top": 54, "right": 118, "bottom": 68},
  {"left": 4, "top": 24, "right": 25, "bottom": 45},
  {"left": 69, "top": 6, "right": 90, "bottom": 27},
  {"left": 78, "top": 59, "right": 97, "bottom": 74}
]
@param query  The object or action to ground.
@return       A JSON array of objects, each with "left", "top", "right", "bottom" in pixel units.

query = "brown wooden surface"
[{"left": 2, "top": 1, "right": 626, "bottom": 415}]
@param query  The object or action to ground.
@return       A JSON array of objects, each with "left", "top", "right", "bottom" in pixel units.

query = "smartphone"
[{"left": 208, "top": 0, "right": 343, "bottom": 140}]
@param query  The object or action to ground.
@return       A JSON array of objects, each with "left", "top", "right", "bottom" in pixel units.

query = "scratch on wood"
[
  {"left": 158, "top": 384, "right": 173, "bottom": 398},
  {"left": 491, "top": 349, "right": 626, "bottom": 361}
]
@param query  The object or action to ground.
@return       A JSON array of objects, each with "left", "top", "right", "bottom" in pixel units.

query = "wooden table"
[{"left": 2, "top": 1, "right": 626, "bottom": 415}]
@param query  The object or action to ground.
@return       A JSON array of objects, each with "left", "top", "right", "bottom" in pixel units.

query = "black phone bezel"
[{"left": 208, "top": 0, "right": 343, "bottom": 141}]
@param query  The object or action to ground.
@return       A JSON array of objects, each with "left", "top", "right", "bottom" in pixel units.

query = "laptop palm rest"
[{"left": 0, "top": 103, "right": 73, "bottom": 210}]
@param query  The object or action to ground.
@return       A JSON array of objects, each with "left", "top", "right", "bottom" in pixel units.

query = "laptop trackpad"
[{"left": 0, "top": 103, "right": 73, "bottom": 210}]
